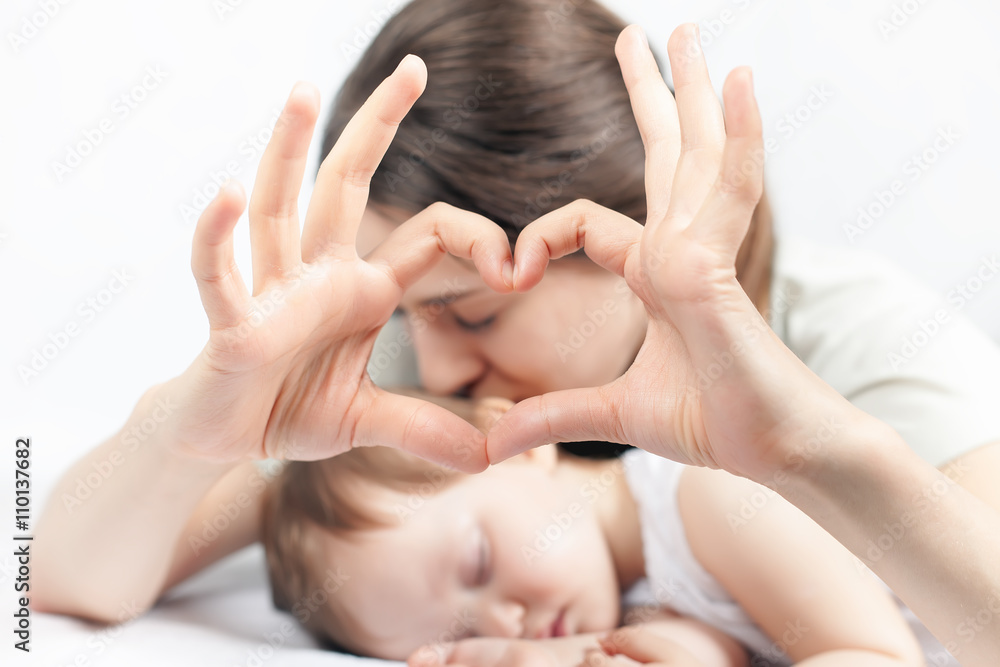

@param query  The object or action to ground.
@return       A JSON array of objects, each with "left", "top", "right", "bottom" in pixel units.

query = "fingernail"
[
  {"left": 511, "top": 264, "right": 520, "bottom": 290},
  {"left": 596, "top": 634, "right": 617, "bottom": 655},
  {"left": 689, "top": 23, "right": 702, "bottom": 55},
  {"left": 501, "top": 259, "right": 513, "bottom": 289},
  {"left": 411, "top": 643, "right": 447, "bottom": 666},
  {"left": 396, "top": 53, "right": 417, "bottom": 74},
  {"left": 634, "top": 25, "right": 648, "bottom": 49}
]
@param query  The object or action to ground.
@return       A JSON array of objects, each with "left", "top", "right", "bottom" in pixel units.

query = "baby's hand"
[
  {"left": 583, "top": 627, "right": 707, "bottom": 666},
  {"left": 408, "top": 638, "right": 559, "bottom": 667}
]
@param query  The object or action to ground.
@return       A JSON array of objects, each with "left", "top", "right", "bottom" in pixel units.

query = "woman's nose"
[{"left": 411, "top": 321, "right": 487, "bottom": 396}]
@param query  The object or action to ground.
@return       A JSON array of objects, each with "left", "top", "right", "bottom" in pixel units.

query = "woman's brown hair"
[{"left": 322, "top": 0, "right": 773, "bottom": 309}]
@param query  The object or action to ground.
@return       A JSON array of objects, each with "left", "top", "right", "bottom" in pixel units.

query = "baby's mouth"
[{"left": 550, "top": 608, "right": 567, "bottom": 638}]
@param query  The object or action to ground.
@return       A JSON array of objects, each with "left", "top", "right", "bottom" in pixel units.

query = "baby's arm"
[{"left": 678, "top": 467, "right": 925, "bottom": 666}]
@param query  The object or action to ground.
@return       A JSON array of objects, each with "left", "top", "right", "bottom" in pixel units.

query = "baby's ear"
[{"left": 505, "top": 443, "right": 559, "bottom": 471}]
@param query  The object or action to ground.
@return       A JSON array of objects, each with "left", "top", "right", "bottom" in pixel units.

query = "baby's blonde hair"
[{"left": 260, "top": 445, "right": 461, "bottom": 652}]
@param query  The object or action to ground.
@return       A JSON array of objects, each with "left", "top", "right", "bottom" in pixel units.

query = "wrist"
[
  {"left": 746, "top": 402, "right": 908, "bottom": 497},
  {"left": 753, "top": 405, "right": 922, "bottom": 528},
  {"left": 127, "top": 382, "right": 241, "bottom": 479}
]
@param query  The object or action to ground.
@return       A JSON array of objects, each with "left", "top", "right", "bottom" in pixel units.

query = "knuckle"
[
  {"left": 373, "top": 107, "right": 402, "bottom": 131},
  {"left": 569, "top": 198, "right": 599, "bottom": 224},
  {"left": 680, "top": 141, "right": 725, "bottom": 164},
  {"left": 339, "top": 169, "right": 373, "bottom": 191},
  {"left": 249, "top": 192, "right": 296, "bottom": 225},
  {"left": 425, "top": 200, "right": 452, "bottom": 217},
  {"left": 717, "top": 172, "right": 762, "bottom": 205},
  {"left": 323, "top": 156, "right": 373, "bottom": 191},
  {"left": 584, "top": 648, "right": 611, "bottom": 667},
  {"left": 642, "top": 125, "right": 669, "bottom": 150}
]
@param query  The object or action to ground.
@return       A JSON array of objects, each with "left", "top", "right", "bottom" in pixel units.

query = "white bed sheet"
[{"left": 29, "top": 545, "right": 401, "bottom": 667}]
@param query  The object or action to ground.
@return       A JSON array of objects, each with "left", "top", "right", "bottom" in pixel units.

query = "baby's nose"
[{"left": 480, "top": 599, "right": 525, "bottom": 639}]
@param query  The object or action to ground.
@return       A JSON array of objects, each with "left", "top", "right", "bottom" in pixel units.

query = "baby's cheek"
[{"left": 513, "top": 515, "right": 602, "bottom": 581}]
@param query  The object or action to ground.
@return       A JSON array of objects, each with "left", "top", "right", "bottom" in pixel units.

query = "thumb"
[
  {"left": 486, "top": 386, "right": 623, "bottom": 464},
  {"left": 599, "top": 627, "right": 700, "bottom": 664},
  {"left": 359, "top": 390, "right": 488, "bottom": 473}
]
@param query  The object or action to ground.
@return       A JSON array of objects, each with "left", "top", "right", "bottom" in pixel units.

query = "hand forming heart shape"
[
  {"left": 166, "top": 23, "right": 849, "bottom": 482},
  {"left": 485, "top": 25, "right": 854, "bottom": 480}
]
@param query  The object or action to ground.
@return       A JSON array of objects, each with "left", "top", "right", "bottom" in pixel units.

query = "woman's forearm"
[
  {"left": 33, "top": 383, "right": 240, "bottom": 623},
  {"left": 794, "top": 651, "right": 918, "bottom": 666},
  {"left": 768, "top": 425, "right": 1000, "bottom": 667}
]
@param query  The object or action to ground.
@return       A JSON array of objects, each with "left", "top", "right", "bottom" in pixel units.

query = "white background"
[{"left": 2, "top": 0, "right": 1000, "bottom": 661}]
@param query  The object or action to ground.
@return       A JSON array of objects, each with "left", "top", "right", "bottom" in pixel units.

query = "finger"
[
  {"left": 365, "top": 202, "right": 513, "bottom": 293},
  {"left": 359, "top": 389, "right": 488, "bottom": 473},
  {"left": 664, "top": 23, "right": 727, "bottom": 224},
  {"left": 581, "top": 647, "right": 637, "bottom": 667},
  {"left": 511, "top": 199, "right": 642, "bottom": 292},
  {"left": 248, "top": 82, "right": 320, "bottom": 294},
  {"left": 615, "top": 25, "right": 680, "bottom": 223},
  {"left": 302, "top": 55, "right": 427, "bottom": 258},
  {"left": 447, "top": 639, "right": 508, "bottom": 665},
  {"left": 191, "top": 182, "right": 251, "bottom": 328},
  {"left": 388, "top": 389, "right": 514, "bottom": 435},
  {"left": 690, "top": 67, "right": 764, "bottom": 258},
  {"left": 600, "top": 628, "right": 699, "bottom": 664},
  {"left": 486, "top": 386, "right": 623, "bottom": 464},
  {"left": 408, "top": 642, "right": 454, "bottom": 667}
]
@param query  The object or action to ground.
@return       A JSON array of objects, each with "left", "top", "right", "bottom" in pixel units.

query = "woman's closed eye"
[{"left": 454, "top": 313, "right": 497, "bottom": 332}]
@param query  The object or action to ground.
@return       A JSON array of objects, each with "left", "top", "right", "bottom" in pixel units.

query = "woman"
[
  {"left": 34, "top": 1, "right": 1000, "bottom": 665},
  {"left": 326, "top": 0, "right": 1000, "bottom": 480}
]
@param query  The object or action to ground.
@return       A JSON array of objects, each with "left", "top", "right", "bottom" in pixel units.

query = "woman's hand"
[
  {"left": 487, "top": 24, "right": 868, "bottom": 480},
  {"left": 161, "top": 56, "right": 511, "bottom": 470},
  {"left": 481, "top": 24, "right": 1000, "bottom": 667}
]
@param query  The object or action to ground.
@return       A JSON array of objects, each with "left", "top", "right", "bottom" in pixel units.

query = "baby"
[{"left": 260, "top": 397, "right": 929, "bottom": 666}]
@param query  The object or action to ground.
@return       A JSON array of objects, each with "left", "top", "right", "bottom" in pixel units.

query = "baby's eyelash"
[{"left": 476, "top": 532, "right": 492, "bottom": 586}]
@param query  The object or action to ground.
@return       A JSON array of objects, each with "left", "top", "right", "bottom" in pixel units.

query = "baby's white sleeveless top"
[{"left": 619, "top": 448, "right": 958, "bottom": 667}]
